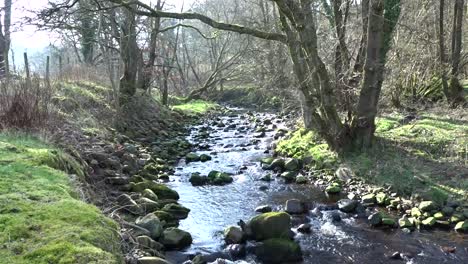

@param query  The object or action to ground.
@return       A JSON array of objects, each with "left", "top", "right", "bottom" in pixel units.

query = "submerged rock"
[
  {"left": 248, "top": 212, "right": 292, "bottom": 241},
  {"left": 160, "top": 228, "right": 192, "bottom": 250},
  {"left": 208, "top": 171, "right": 234, "bottom": 185},
  {"left": 186, "top": 153, "right": 200, "bottom": 162},
  {"left": 254, "top": 238, "right": 302, "bottom": 264},
  {"left": 200, "top": 154, "right": 212, "bottom": 162},
  {"left": 297, "top": 223, "right": 312, "bottom": 233}
]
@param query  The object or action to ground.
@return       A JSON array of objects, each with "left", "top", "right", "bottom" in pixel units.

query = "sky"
[{"left": 3, "top": 0, "right": 196, "bottom": 59}]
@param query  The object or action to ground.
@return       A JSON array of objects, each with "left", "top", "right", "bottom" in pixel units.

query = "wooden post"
[
  {"left": 59, "top": 55, "right": 63, "bottom": 80},
  {"left": 23, "top": 52, "right": 31, "bottom": 87}
]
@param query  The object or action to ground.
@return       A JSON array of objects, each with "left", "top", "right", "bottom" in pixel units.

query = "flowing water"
[{"left": 166, "top": 108, "right": 468, "bottom": 264}]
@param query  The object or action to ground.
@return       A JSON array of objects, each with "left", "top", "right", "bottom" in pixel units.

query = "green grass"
[
  {"left": 171, "top": 99, "right": 219, "bottom": 114},
  {"left": 276, "top": 111, "right": 468, "bottom": 202},
  {"left": 0, "top": 133, "right": 122, "bottom": 264}
]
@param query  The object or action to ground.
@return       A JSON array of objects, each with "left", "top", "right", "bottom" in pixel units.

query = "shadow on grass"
[{"left": 344, "top": 136, "right": 467, "bottom": 204}]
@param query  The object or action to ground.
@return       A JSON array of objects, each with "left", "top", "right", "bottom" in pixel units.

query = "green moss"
[
  {"left": 0, "top": 133, "right": 122, "bottom": 264},
  {"left": 276, "top": 129, "right": 337, "bottom": 169},
  {"left": 171, "top": 99, "right": 219, "bottom": 114}
]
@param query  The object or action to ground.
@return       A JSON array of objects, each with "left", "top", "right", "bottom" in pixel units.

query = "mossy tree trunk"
[{"left": 119, "top": 6, "right": 139, "bottom": 104}]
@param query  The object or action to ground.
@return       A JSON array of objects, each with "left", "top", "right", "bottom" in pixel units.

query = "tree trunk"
[
  {"left": 119, "top": 6, "right": 139, "bottom": 103},
  {"left": 438, "top": 0, "right": 450, "bottom": 100},
  {"left": 447, "top": 0, "right": 465, "bottom": 105},
  {"left": 0, "top": 0, "right": 12, "bottom": 78},
  {"left": 351, "top": 0, "right": 400, "bottom": 149}
]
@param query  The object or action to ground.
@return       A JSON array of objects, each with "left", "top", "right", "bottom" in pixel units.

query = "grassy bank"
[
  {"left": 0, "top": 133, "right": 122, "bottom": 264},
  {"left": 276, "top": 110, "right": 468, "bottom": 202},
  {"left": 171, "top": 99, "right": 219, "bottom": 114}
]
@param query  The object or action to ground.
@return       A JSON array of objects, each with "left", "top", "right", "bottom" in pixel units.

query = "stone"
[
  {"left": 138, "top": 257, "right": 173, "bottom": 264},
  {"left": 261, "top": 157, "right": 274, "bottom": 165},
  {"left": 284, "top": 158, "right": 300, "bottom": 171},
  {"left": 398, "top": 216, "right": 414, "bottom": 228},
  {"left": 280, "top": 171, "right": 297, "bottom": 182},
  {"left": 131, "top": 181, "right": 179, "bottom": 200},
  {"left": 106, "top": 177, "right": 129, "bottom": 185},
  {"left": 186, "top": 153, "right": 200, "bottom": 162},
  {"left": 142, "top": 189, "right": 159, "bottom": 201},
  {"left": 208, "top": 171, "right": 234, "bottom": 185},
  {"left": 325, "top": 182, "right": 341, "bottom": 194},
  {"left": 337, "top": 199, "right": 358, "bottom": 213},
  {"left": 137, "top": 235, "right": 164, "bottom": 251},
  {"left": 135, "top": 213, "right": 164, "bottom": 240},
  {"left": 161, "top": 203, "right": 190, "bottom": 220},
  {"left": 368, "top": 212, "right": 382, "bottom": 226},
  {"left": 330, "top": 212, "right": 342, "bottom": 222},
  {"left": 269, "top": 158, "right": 285, "bottom": 170},
  {"left": 361, "top": 194, "right": 376, "bottom": 204},
  {"left": 335, "top": 167, "right": 354, "bottom": 181},
  {"left": 421, "top": 217, "right": 436, "bottom": 227},
  {"left": 224, "top": 226, "right": 245, "bottom": 244},
  {"left": 200, "top": 154, "right": 212, "bottom": 162},
  {"left": 295, "top": 176, "right": 307, "bottom": 184},
  {"left": 248, "top": 212, "right": 291, "bottom": 241},
  {"left": 138, "top": 197, "right": 161, "bottom": 212},
  {"left": 419, "top": 201, "right": 436, "bottom": 212},
  {"left": 297, "top": 223, "right": 311, "bottom": 233},
  {"left": 454, "top": 221, "right": 468, "bottom": 232},
  {"left": 189, "top": 173, "right": 208, "bottom": 186},
  {"left": 376, "top": 193, "right": 388, "bottom": 205},
  {"left": 433, "top": 212, "right": 444, "bottom": 220},
  {"left": 255, "top": 205, "right": 272, "bottom": 213},
  {"left": 285, "top": 199, "right": 305, "bottom": 214},
  {"left": 254, "top": 238, "right": 302, "bottom": 264},
  {"left": 160, "top": 228, "right": 192, "bottom": 250}
]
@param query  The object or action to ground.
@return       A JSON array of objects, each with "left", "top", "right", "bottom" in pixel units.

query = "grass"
[
  {"left": 276, "top": 110, "right": 468, "bottom": 202},
  {"left": 0, "top": 133, "right": 122, "bottom": 264},
  {"left": 171, "top": 99, "right": 219, "bottom": 114}
]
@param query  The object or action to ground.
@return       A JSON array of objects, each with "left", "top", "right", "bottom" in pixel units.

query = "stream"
[{"left": 166, "top": 108, "right": 468, "bottom": 264}]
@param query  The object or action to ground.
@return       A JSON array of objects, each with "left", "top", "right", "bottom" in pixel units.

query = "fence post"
[{"left": 46, "top": 56, "right": 51, "bottom": 89}]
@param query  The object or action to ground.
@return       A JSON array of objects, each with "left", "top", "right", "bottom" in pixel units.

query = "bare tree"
[{"left": 0, "top": 0, "right": 12, "bottom": 77}]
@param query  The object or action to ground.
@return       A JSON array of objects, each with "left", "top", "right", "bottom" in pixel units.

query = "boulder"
[
  {"left": 337, "top": 199, "right": 358, "bottom": 213},
  {"left": 376, "top": 193, "right": 388, "bottom": 205},
  {"left": 269, "top": 158, "right": 285, "bottom": 170},
  {"left": 335, "top": 167, "right": 354, "bottom": 181},
  {"left": 419, "top": 201, "right": 436, "bottom": 212},
  {"left": 138, "top": 257, "right": 173, "bottom": 264},
  {"left": 285, "top": 199, "right": 305, "bottom": 214},
  {"left": 411, "top": 207, "right": 422, "bottom": 217},
  {"left": 131, "top": 181, "right": 180, "bottom": 200},
  {"left": 137, "top": 235, "right": 164, "bottom": 251},
  {"left": 248, "top": 212, "right": 291, "bottom": 241},
  {"left": 189, "top": 173, "right": 208, "bottom": 186},
  {"left": 224, "top": 226, "right": 245, "bottom": 244},
  {"left": 208, "top": 171, "right": 234, "bottom": 185},
  {"left": 260, "top": 157, "right": 274, "bottom": 165},
  {"left": 284, "top": 158, "right": 300, "bottom": 171},
  {"left": 138, "top": 197, "right": 161, "bottom": 212},
  {"left": 297, "top": 223, "right": 312, "bottom": 234},
  {"left": 398, "top": 216, "right": 414, "bottom": 228},
  {"left": 117, "top": 194, "right": 142, "bottom": 214},
  {"left": 381, "top": 217, "right": 396, "bottom": 226},
  {"left": 200, "top": 154, "right": 212, "bottom": 162},
  {"left": 160, "top": 228, "right": 193, "bottom": 250},
  {"left": 186, "top": 153, "right": 200, "bottom": 162},
  {"left": 280, "top": 171, "right": 297, "bottom": 182},
  {"left": 135, "top": 213, "right": 164, "bottom": 240},
  {"left": 254, "top": 238, "right": 302, "bottom": 264},
  {"left": 161, "top": 203, "right": 190, "bottom": 220},
  {"left": 260, "top": 174, "right": 272, "bottom": 182}
]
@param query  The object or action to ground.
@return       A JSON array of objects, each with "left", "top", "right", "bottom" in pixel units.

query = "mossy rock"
[
  {"left": 398, "top": 216, "right": 414, "bottom": 228},
  {"left": 160, "top": 228, "right": 192, "bottom": 250},
  {"left": 261, "top": 157, "right": 275, "bottom": 165},
  {"left": 254, "top": 238, "right": 302, "bottom": 264},
  {"left": 142, "top": 189, "right": 159, "bottom": 201},
  {"left": 161, "top": 203, "right": 190, "bottom": 220},
  {"left": 419, "top": 201, "right": 436, "bottom": 212},
  {"left": 199, "top": 154, "right": 212, "bottom": 162},
  {"left": 131, "top": 181, "right": 179, "bottom": 200},
  {"left": 280, "top": 171, "right": 297, "bottom": 182},
  {"left": 454, "top": 221, "right": 468, "bottom": 233},
  {"left": 207, "top": 171, "right": 233, "bottom": 185},
  {"left": 248, "top": 212, "right": 291, "bottom": 241},
  {"left": 185, "top": 153, "right": 200, "bottom": 162},
  {"left": 189, "top": 173, "right": 208, "bottom": 186},
  {"left": 376, "top": 193, "right": 388, "bottom": 205},
  {"left": 421, "top": 217, "right": 436, "bottom": 227},
  {"left": 284, "top": 158, "right": 300, "bottom": 171},
  {"left": 361, "top": 194, "right": 376, "bottom": 204},
  {"left": 325, "top": 182, "right": 341, "bottom": 194},
  {"left": 382, "top": 217, "right": 396, "bottom": 226}
]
